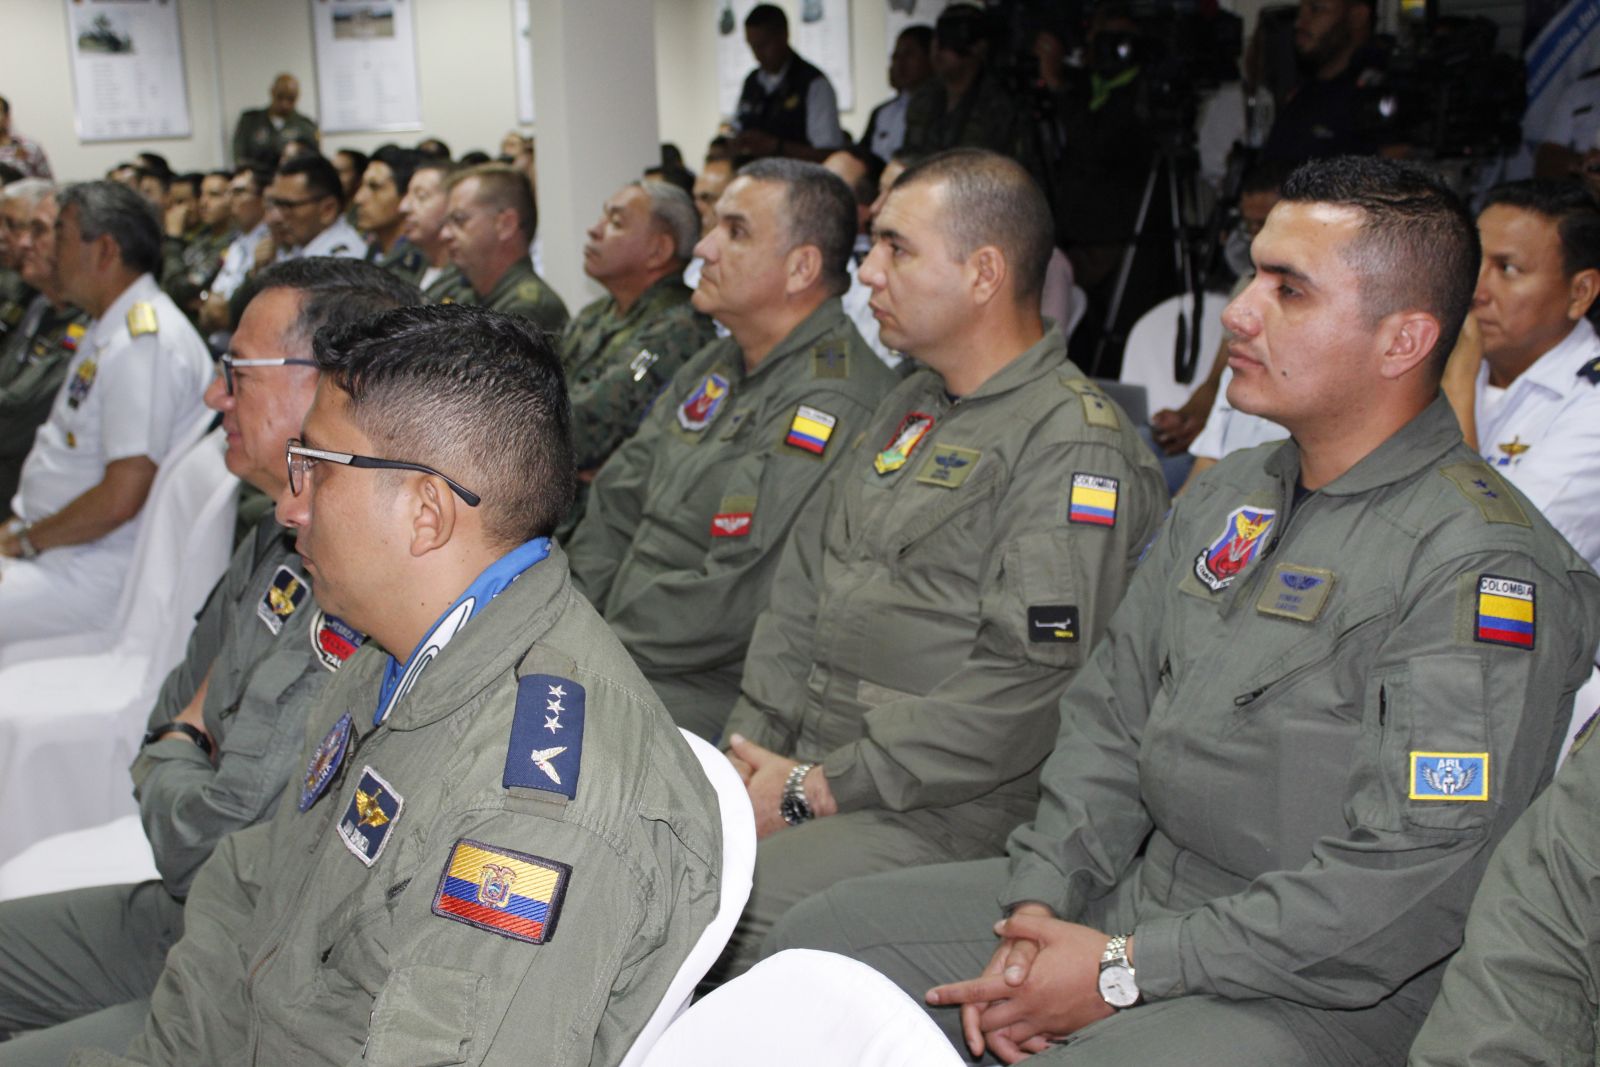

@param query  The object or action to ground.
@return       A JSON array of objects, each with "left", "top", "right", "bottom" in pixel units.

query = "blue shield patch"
[
  {"left": 337, "top": 766, "right": 404, "bottom": 866},
  {"left": 676, "top": 373, "right": 730, "bottom": 433},
  {"left": 257, "top": 565, "right": 308, "bottom": 635},
  {"left": 299, "top": 712, "right": 352, "bottom": 812},
  {"left": 503, "top": 675, "right": 585, "bottom": 800}
]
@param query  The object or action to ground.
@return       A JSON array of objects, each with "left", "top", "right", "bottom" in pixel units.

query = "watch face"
[
  {"left": 1098, "top": 965, "right": 1140, "bottom": 1008},
  {"left": 780, "top": 794, "right": 811, "bottom": 826}
]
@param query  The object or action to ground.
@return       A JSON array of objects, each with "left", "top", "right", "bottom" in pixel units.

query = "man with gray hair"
[
  {"left": 559, "top": 179, "right": 715, "bottom": 499},
  {"left": 0, "top": 181, "right": 210, "bottom": 643},
  {"left": 567, "top": 159, "right": 897, "bottom": 739}
]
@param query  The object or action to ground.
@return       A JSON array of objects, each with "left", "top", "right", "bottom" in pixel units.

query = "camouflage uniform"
[
  {"left": 422, "top": 265, "right": 476, "bottom": 306},
  {"left": 0, "top": 271, "right": 34, "bottom": 349},
  {"left": 161, "top": 228, "right": 234, "bottom": 320},
  {"left": 0, "top": 296, "right": 90, "bottom": 506},
  {"left": 367, "top": 238, "right": 428, "bottom": 288},
  {"left": 479, "top": 256, "right": 569, "bottom": 334},
  {"left": 902, "top": 74, "right": 1040, "bottom": 181}
]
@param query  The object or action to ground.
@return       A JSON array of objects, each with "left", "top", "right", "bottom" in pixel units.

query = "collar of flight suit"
[
  {"left": 482, "top": 255, "right": 539, "bottom": 305},
  {"left": 1262, "top": 391, "right": 1465, "bottom": 498},
  {"left": 372, "top": 539, "right": 576, "bottom": 732},
  {"left": 939, "top": 322, "right": 1071, "bottom": 405},
  {"left": 734, "top": 295, "right": 847, "bottom": 384}
]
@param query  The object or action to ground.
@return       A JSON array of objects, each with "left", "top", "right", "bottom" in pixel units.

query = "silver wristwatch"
[
  {"left": 1097, "top": 934, "right": 1141, "bottom": 1009},
  {"left": 779, "top": 761, "right": 817, "bottom": 826}
]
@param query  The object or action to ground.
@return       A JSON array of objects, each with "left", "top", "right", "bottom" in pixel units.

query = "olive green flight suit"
[
  {"left": 1408, "top": 720, "right": 1600, "bottom": 1066},
  {"left": 70, "top": 542, "right": 720, "bottom": 1067},
  {"left": 0, "top": 519, "right": 349, "bottom": 1064},
  {"left": 160, "top": 227, "right": 233, "bottom": 319},
  {"left": 0, "top": 271, "right": 34, "bottom": 348},
  {"left": 423, "top": 264, "right": 476, "bottom": 307},
  {"left": 480, "top": 256, "right": 569, "bottom": 334},
  {"left": 716, "top": 326, "right": 1168, "bottom": 977},
  {"left": 231, "top": 109, "right": 318, "bottom": 169},
  {"left": 567, "top": 298, "right": 898, "bottom": 739},
  {"left": 771, "top": 396, "right": 1600, "bottom": 1064},
  {"left": 368, "top": 238, "right": 428, "bottom": 288},
  {"left": 0, "top": 296, "right": 89, "bottom": 506}
]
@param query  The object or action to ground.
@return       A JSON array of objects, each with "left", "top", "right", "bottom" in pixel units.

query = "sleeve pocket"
[
  {"left": 364, "top": 965, "right": 485, "bottom": 1066},
  {"left": 994, "top": 530, "right": 1084, "bottom": 670}
]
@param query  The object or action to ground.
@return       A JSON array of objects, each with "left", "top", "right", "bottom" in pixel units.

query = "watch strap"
[
  {"left": 781, "top": 761, "right": 817, "bottom": 826},
  {"left": 144, "top": 721, "right": 214, "bottom": 757}
]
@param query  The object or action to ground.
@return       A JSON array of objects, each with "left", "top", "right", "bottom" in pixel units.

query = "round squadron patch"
[{"left": 299, "top": 712, "right": 352, "bottom": 812}]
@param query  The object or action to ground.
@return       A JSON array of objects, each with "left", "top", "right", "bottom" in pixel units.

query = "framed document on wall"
[
  {"left": 65, "top": 0, "right": 193, "bottom": 142},
  {"left": 309, "top": 0, "right": 423, "bottom": 134}
]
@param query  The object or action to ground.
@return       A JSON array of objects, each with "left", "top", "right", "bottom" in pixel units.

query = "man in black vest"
[{"left": 731, "top": 4, "right": 845, "bottom": 164}]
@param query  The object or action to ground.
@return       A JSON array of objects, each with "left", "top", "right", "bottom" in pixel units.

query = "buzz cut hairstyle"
[
  {"left": 737, "top": 157, "right": 856, "bottom": 298},
  {"left": 635, "top": 179, "right": 701, "bottom": 263},
  {"left": 446, "top": 162, "right": 538, "bottom": 242},
  {"left": 1280, "top": 156, "right": 1479, "bottom": 374},
  {"left": 745, "top": 3, "right": 788, "bottom": 33},
  {"left": 243, "top": 257, "right": 422, "bottom": 353},
  {"left": 1483, "top": 178, "right": 1600, "bottom": 279},
  {"left": 311, "top": 304, "right": 575, "bottom": 545},
  {"left": 891, "top": 147, "right": 1054, "bottom": 303}
]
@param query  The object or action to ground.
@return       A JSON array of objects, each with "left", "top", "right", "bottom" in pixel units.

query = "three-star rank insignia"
[
  {"left": 504, "top": 675, "right": 585, "bottom": 800},
  {"left": 1409, "top": 752, "right": 1489, "bottom": 801},
  {"left": 299, "top": 712, "right": 352, "bottom": 812},
  {"left": 65, "top": 358, "right": 98, "bottom": 409},
  {"left": 256, "top": 565, "right": 308, "bottom": 634},
  {"left": 310, "top": 609, "right": 365, "bottom": 672},
  {"left": 873, "top": 412, "right": 934, "bottom": 475},
  {"left": 126, "top": 302, "right": 159, "bottom": 337},
  {"left": 338, "top": 766, "right": 404, "bottom": 866},
  {"left": 432, "top": 839, "right": 571, "bottom": 944}
]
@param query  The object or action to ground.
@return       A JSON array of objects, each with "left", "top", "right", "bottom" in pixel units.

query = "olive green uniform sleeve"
[
  {"left": 485, "top": 258, "right": 570, "bottom": 334},
  {"left": 1408, "top": 735, "right": 1600, "bottom": 1066}
]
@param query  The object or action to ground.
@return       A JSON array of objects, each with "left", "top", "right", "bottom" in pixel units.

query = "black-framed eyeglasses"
[
  {"left": 219, "top": 354, "right": 318, "bottom": 396},
  {"left": 285, "top": 438, "right": 481, "bottom": 506},
  {"left": 266, "top": 194, "right": 331, "bottom": 211}
]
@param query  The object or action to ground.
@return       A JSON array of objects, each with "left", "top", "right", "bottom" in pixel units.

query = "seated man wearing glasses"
[
  {"left": 262, "top": 155, "right": 363, "bottom": 265},
  {"left": 79, "top": 305, "right": 721, "bottom": 1066},
  {"left": 0, "top": 259, "right": 417, "bottom": 1064}
]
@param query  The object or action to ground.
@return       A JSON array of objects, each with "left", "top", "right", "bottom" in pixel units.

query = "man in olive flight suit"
[
  {"left": 0, "top": 180, "right": 41, "bottom": 349},
  {"left": 771, "top": 157, "right": 1600, "bottom": 1064},
  {"left": 71, "top": 305, "right": 720, "bottom": 1066},
  {"left": 716, "top": 150, "right": 1169, "bottom": 979},
  {"left": 0, "top": 184, "right": 87, "bottom": 506},
  {"left": 0, "top": 259, "right": 416, "bottom": 1065},
  {"left": 567, "top": 159, "right": 897, "bottom": 740},
  {"left": 442, "top": 163, "right": 568, "bottom": 332},
  {"left": 159, "top": 171, "right": 234, "bottom": 321}
]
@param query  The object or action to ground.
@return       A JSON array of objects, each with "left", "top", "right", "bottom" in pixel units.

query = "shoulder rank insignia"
[
  {"left": 1194, "top": 505, "right": 1276, "bottom": 592},
  {"left": 310, "top": 609, "right": 366, "bottom": 671},
  {"left": 299, "top": 712, "right": 352, "bottom": 812},
  {"left": 257, "top": 565, "right": 307, "bottom": 634},
  {"left": 678, "top": 372, "right": 730, "bottom": 432},
  {"left": 813, "top": 345, "right": 850, "bottom": 379},
  {"left": 1409, "top": 752, "right": 1489, "bottom": 801},
  {"left": 1062, "top": 378, "right": 1120, "bottom": 430},
  {"left": 1474, "top": 575, "right": 1535, "bottom": 649},
  {"left": 504, "top": 675, "right": 584, "bottom": 800},
  {"left": 65, "top": 358, "right": 98, "bottom": 409},
  {"left": 874, "top": 412, "right": 934, "bottom": 474},
  {"left": 1256, "top": 563, "right": 1336, "bottom": 621},
  {"left": 515, "top": 280, "right": 545, "bottom": 303},
  {"left": 338, "top": 766, "right": 403, "bottom": 866},
  {"left": 1579, "top": 356, "right": 1600, "bottom": 385},
  {"left": 62, "top": 323, "right": 87, "bottom": 352},
  {"left": 432, "top": 839, "right": 571, "bottom": 944},
  {"left": 785, "top": 404, "right": 837, "bottom": 456},
  {"left": 1068, "top": 473, "right": 1119, "bottom": 526},
  {"left": 126, "top": 302, "right": 159, "bottom": 337},
  {"left": 711, "top": 495, "right": 756, "bottom": 538},
  {"left": 1439, "top": 463, "right": 1530, "bottom": 526},
  {"left": 915, "top": 444, "right": 981, "bottom": 489},
  {"left": 1027, "top": 605, "right": 1079, "bottom": 643}
]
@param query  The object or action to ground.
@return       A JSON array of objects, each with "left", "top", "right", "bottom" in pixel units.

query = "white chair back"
[
  {"left": 618, "top": 729, "right": 756, "bottom": 1067},
  {"left": 1118, "top": 291, "right": 1227, "bottom": 417},
  {"left": 639, "top": 949, "right": 963, "bottom": 1067}
]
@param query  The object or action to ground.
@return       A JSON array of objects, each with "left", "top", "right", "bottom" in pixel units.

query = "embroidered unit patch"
[
  {"left": 337, "top": 766, "right": 403, "bottom": 866},
  {"left": 299, "top": 713, "right": 352, "bottom": 812},
  {"left": 65, "top": 358, "right": 97, "bottom": 409},
  {"left": 1256, "top": 564, "right": 1336, "bottom": 622},
  {"left": 1409, "top": 753, "right": 1489, "bottom": 801},
  {"left": 1027, "top": 605, "right": 1080, "bottom": 643},
  {"left": 256, "top": 565, "right": 308, "bottom": 634},
  {"left": 1193, "top": 506, "right": 1276, "bottom": 592},
  {"left": 677, "top": 373, "right": 730, "bottom": 432},
  {"left": 711, "top": 512, "right": 752, "bottom": 537},
  {"left": 1475, "top": 575, "right": 1535, "bottom": 649},
  {"left": 785, "top": 405, "right": 837, "bottom": 455},
  {"left": 310, "top": 610, "right": 365, "bottom": 671},
  {"left": 1068, "top": 473, "right": 1119, "bottom": 526},
  {"left": 503, "top": 675, "right": 585, "bottom": 800},
  {"left": 914, "top": 444, "right": 981, "bottom": 489},
  {"left": 873, "top": 412, "right": 935, "bottom": 475},
  {"left": 432, "top": 839, "right": 571, "bottom": 944}
]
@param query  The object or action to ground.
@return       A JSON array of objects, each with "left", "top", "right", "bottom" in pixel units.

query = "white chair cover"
[
  {"left": 639, "top": 949, "right": 963, "bottom": 1067},
  {"left": 0, "top": 814, "right": 157, "bottom": 902},
  {"left": 1118, "top": 291, "right": 1227, "bottom": 418}
]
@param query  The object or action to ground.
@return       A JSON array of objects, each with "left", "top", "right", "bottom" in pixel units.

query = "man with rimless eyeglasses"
[{"left": 75, "top": 304, "right": 721, "bottom": 1066}]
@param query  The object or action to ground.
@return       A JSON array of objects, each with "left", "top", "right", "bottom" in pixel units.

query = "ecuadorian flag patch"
[
  {"left": 432, "top": 839, "right": 571, "bottom": 944},
  {"left": 1410, "top": 753, "right": 1489, "bottom": 801},
  {"left": 1068, "top": 473, "right": 1119, "bottom": 526},
  {"left": 785, "top": 405, "right": 837, "bottom": 455},
  {"left": 1475, "top": 575, "right": 1534, "bottom": 649}
]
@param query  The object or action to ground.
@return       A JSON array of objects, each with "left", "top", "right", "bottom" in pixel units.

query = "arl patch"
[
  {"left": 1409, "top": 753, "right": 1489, "bottom": 801},
  {"left": 126, "top": 302, "right": 159, "bottom": 337},
  {"left": 310, "top": 610, "right": 366, "bottom": 671},
  {"left": 256, "top": 565, "right": 308, "bottom": 634},
  {"left": 337, "top": 766, "right": 404, "bottom": 867},
  {"left": 1193, "top": 506, "right": 1276, "bottom": 592},
  {"left": 1474, "top": 575, "right": 1535, "bottom": 649},
  {"left": 1027, "top": 605, "right": 1080, "bottom": 643},
  {"left": 1068, "top": 474, "right": 1119, "bottom": 527},
  {"left": 433, "top": 839, "right": 571, "bottom": 944},
  {"left": 299, "top": 712, "right": 352, "bottom": 812},
  {"left": 65, "top": 358, "right": 98, "bottom": 409},
  {"left": 784, "top": 405, "right": 837, "bottom": 456},
  {"left": 1256, "top": 564, "right": 1336, "bottom": 622},
  {"left": 503, "top": 675, "right": 585, "bottom": 800},
  {"left": 873, "top": 412, "right": 934, "bottom": 475},
  {"left": 677, "top": 372, "right": 730, "bottom": 432},
  {"left": 914, "top": 444, "right": 981, "bottom": 489}
]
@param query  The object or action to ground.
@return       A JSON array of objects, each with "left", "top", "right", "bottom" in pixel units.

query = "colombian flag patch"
[
  {"left": 1068, "top": 473, "right": 1119, "bottom": 526},
  {"left": 784, "top": 404, "right": 837, "bottom": 455},
  {"left": 1475, "top": 575, "right": 1534, "bottom": 649},
  {"left": 432, "top": 839, "right": 571, "bottom": 944}
]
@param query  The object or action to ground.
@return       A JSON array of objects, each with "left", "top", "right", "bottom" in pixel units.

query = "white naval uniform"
[
  {"left": 274, "top": 216, "right": 364, "bottom": 262},
  {"left": 1475, "top": 316, "right": 1600, "bottom": 576},
  {"left": 0, "top": 274, "right": 211, "bottom": 643},
  {"left": 1189, "top": 365, "right": 1290, "bottom": 463},
  {"left": 208, "top": 221, "right": 270, "bottom": 301}
]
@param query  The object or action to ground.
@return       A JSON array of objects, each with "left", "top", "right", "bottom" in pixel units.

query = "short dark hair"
[
  {"left": 59, "top": 181, "right": 163, "bottom": 276},
  {"left": 242, "top": 257, "right": 422, "bottom": 351},
  {"left": 415, "top": 137, "right": 451, "bottom": 161},
  {"left": 745, "top": 4, "right": 788, "bottom": 33},
  {"left": 738, "top": 157, "right": 856, "bottom": 298},
  {"left": 1239, "top": 159, "right": 1295, "bottom": 198},
  {"left": 173, "top": 172, "right": 203, "bottom": 196},
  {"left": 447, "top": 163, "right": 537, "bottom": 242},
  {"left": 278, "top": 154, "right": 345, "bottom": 208},
  {"left": 136, "top": 152, "right": 172, "bottom": 179},
  {"left": 312, "top": 305, "right": 575, "bottom": 545},
  {"left": 370, "top": 145, "right": 422, "bottom": 198},
  {"left": 233, "top": 163, "right": 274, "bottom": 195},
  {"left": 898, "top": 24, "right": 935, "bottom": 52},
  {"left": 894, "top": 148, "right": 1054, "bottom": 303},
  {"left": 334, "top": 148, "right": 369, "bottom": 178},
  {"left": 1483, "top": 178, "right": 1600, "bottom": 278},
  {"left": 458, "top": 150, "right": 492, "bottom": 167},
  {"left": 137, "top": 167, "right": 173, "bottom": 194},
  {"left": 1280, "top": 156, "right": 1478, "bottom": 372}
]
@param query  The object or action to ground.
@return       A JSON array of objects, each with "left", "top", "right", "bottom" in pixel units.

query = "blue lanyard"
[{"left": 372, "top": 537, "right": 551, "bottom": 726}]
